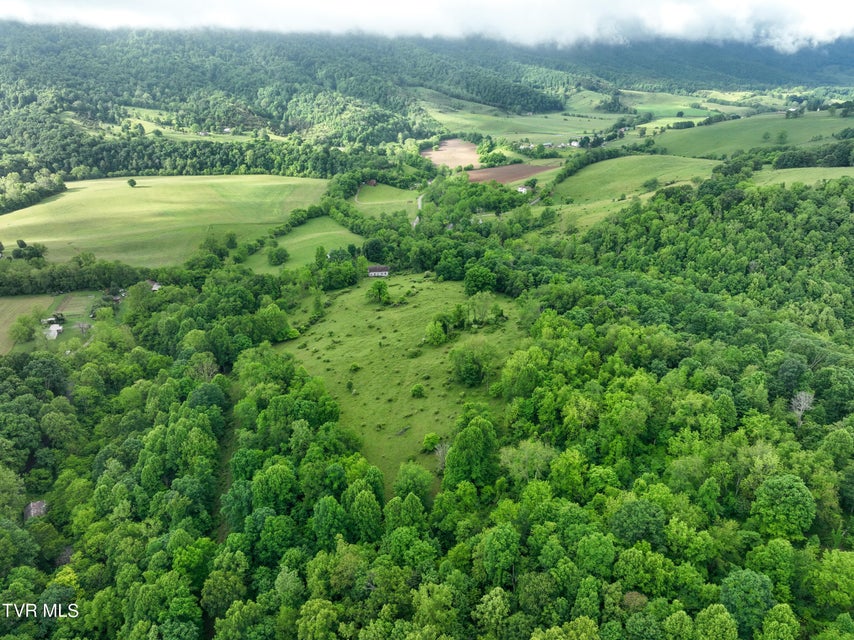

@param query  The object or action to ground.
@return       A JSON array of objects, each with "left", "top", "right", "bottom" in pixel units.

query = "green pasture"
[
  {"left": 554, "top": 154, "right": 717, "bottom": 202},
  {"left": 751, "top": 166, "right": 854, "bottom": 186},
  {"left": 418, "top": 88, "right": 617, "bottom": 141},
  {"left": 0, "top": 294, "right": 55, "bottom": 353},
  {"left": 656, "top": 111, "right": 851, "bottom": 158},
  {"left": 245, "top": 216, "right": 364, "bottom": 273},
  {"left": 620, "top": 90, "right": 716, "bottom": 117},
  {"left": 0, "top": 175, "right": 328, "bottom": 267},
  {"left": 0, "top": 290, "right": 101, "bottom": 354},
  {"left": 563, "top": 90, "right": 613, "bottom": 113},
  {"left": 281, "top": 276, "right": 523, "bottom": 496},
  {"left": 353, "top": 184, "right": 420, "bottom": 219},
  {"left": 553, "top": 155, "right": 718, "bottom": 228}
]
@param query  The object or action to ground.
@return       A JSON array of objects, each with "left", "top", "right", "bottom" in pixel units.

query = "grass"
[
  {"left": 563, "top": 90, "right": 613, "bottom": 113},
  {"left": 244, "top": 216, "right": 364, "bottom": 272},
  {"left": 655, "top": 111, "right": 852, "bottom": 158},
  {"left": 0, "top": 175, "right": 328, "bottom": 267},
  {"left": 353, "top": 184, "right": 420, "bottom": 219},
  {"left": 280, "top": 276, "right": 524, "bottom": 496},
  {"left": 551, "top": 155, "right": 717, "bottom": 230},
  {"left": 417, "top": 87, "right": 619, "bottom": 142},
  {"left": 0, "top": 290, "right": 101, "bottom": 354},
  {"left": 0, "top": 294, "right": 56, "bottom": 353},
  {"left": 620, "top": 90, "right": 717, "bottom": 117},
  {"left": 751, "top": 166, "right": 854, "bottom": 186},
  {"left": 554, "top": 154, "right": 717, "bottom": 202}
]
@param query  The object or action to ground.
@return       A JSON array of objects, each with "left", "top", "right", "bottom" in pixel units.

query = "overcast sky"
[{"left": 4, "top": 0, "right": 854, "bottom": 52}]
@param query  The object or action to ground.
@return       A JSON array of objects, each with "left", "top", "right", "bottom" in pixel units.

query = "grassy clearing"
[
  {"left": 417, "top": 88, "right": 617, "bottom": 141},
  {"left": 554, "top": 155, "right": 718, "bottom": 203},
  {"left": 353, "top": 184, "right": 420, "bottom": 219},
  {"left": 0, "top": 175, "right": 327, "bottom": 267},
  {"left": 244, "top": 216, "right": 364, "bottom": 273},
  {"left": 751, "top": 166, "right": 854, "bottom": 186},
  {"left": 0, "top": 290, "right": 102, "bottom": 354},
  {"left": 695, "top": 90, "right": 783, "bottom": 109},
  {"left": 563, "top": 90, "right": 612, "bottom": 113},
  {"left": 116, "top": 107, "right": 290, "bottom": 143},
  {"left": 656, "top": 111, "right": 851, "bottom": 158},
  {"left": 281, "top": 276, "right": 525, "bottom": 496},
  {"left": 0, "top": 294, "right": 56, "bottom": 353},
  {"left": 621, "top": 90, "right": 716, "bottom": 117},
  {"left": 552, "top": 155, "right": 717, "bottom": 230}
]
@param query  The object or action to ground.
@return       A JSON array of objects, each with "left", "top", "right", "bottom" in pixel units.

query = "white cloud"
[{"left": 3, "top": 0, "right": 854, "bottom": 50}]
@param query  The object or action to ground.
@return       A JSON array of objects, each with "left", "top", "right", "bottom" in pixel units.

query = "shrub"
[{"left": 422, "top": 432, "right": 440, "bottom": 452}]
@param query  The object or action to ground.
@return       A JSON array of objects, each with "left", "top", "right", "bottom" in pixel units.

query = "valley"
[{"left": 1, "top": 21, "right": 854, "bottom": 640}]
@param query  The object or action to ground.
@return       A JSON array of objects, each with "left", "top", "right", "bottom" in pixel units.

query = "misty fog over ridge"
[{"left": 4, "top": 0, "right": 854, "bottom": 52}]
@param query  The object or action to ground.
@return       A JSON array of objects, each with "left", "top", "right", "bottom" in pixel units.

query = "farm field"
[
  {"left": 0, "top": 175, "right": 327, "bottom": 266},
  {"left": 0, "top": 294, "right": 56, "bottom": 353},
  {"left": 353, "top": 184, "right": 420, "bottom": 219},
  {"left": 0, "top": 290, "right": 100, "bottom": 354},
  {"left": 245, "top": 216, "right": 364, "bottom": 273},
  {"left": 555, "top": 154, "right": 718, "bottom": 202},
  {"left": 281, "top": 276, "right": 524, "bottom": 496},
  {"left": 620, "top": 90, "right": 718, "bottom": 117},
  {"left": 467, "top": 162, "right": 562, "bottom": 184},
  {"left": 656, "top": 110, "right": 852, "bottom": 158},
  {"left": 554, "top": 154, "right": 718, "bottom": 228},
  {"left": 751, "top": 166, "right": 854, "bottom": 186},
  {"left": 419, "top": 89, "right": 618, "bottom": 142},
  {"left": 421, "top": 138, "right": 479, "bottom": 168}
]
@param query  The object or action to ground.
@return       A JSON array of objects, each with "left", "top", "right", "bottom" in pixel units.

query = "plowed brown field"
[
  {"left": 467, "top": 163, "right": 560, "bottom": 184},
  {"left": 421, "top": 139, "right": 479, "bottom": 168}
]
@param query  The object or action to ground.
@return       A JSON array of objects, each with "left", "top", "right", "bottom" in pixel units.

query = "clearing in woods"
[
  {"left": 281, "top": 276, "right": 523, "bottom": 496},
  {"left": 0, "top": 294, "right": 55, "bottom": 353},
  {"left": 0, "top": 290, "right": 101, "bottom": 354},
  {"left": 353, "top": 184, "right": 420, "bottom": 219},
  {"left": 0, "top": 175, "right": 328, "bottom": 266},
  {"left": 244, "top": 216, "right": 364, "bottom": 274},
  {"left": 421, "top": 139, "right": 479, "bottom": 168}
]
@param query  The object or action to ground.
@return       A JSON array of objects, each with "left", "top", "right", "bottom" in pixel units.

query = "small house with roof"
[{"left": 368, "top": 266, "right": 390, "bottom": 277}]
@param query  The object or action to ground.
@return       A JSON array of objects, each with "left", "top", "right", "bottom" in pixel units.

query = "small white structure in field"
[{"left": 44, "top": 324, "right": 64, "bottom": 340}]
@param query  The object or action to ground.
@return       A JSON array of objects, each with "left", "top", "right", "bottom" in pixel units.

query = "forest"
[{"left": 1, "top": 21, "right": 854, "bottom": 640}]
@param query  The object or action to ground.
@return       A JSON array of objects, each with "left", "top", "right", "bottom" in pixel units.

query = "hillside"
[{"left": 1, "top": 23, "right": 854, "bottom": 640}]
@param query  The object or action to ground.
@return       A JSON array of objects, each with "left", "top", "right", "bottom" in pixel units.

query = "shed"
[{"left": 44, "top": 324, "right": 64, "bottom": 340}]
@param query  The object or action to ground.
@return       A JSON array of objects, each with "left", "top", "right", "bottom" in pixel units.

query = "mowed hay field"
[
  {"left": 657, "top": 111, "right": 852, "bottom": 158},
  {"left": 281, "top": 276, "right": 524, "bottom": 496},
  {"left": 751, "top": 166, "right": 854, "bottom": 186},
  {"left": 0, "top": 294, "right": 55, "bottom": 353},
  {"left": 418, "top": 89, "right": 618, "bottom": 142},
  {"left": 1, "top": 290, "right": 102, "bottom": 354},
  {"left": 0, "top": 175, "right": 328, "bottom": 266},
  {"left": 245, "top": 216, "right": 364, "bottom": 274},
  {"left": 353, "top": 184, "right": 420, "bottom": 219},
  {"left": 555, "top": 155, "right": 718, "bottom": 228}
]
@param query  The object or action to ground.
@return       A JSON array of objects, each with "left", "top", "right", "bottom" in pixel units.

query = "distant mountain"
[
  {"left": 1, "top": 20, "right": 853, "bottom": 165},
  {"left": 2, "top": 22, "right": 853, "bottom": 113}
]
